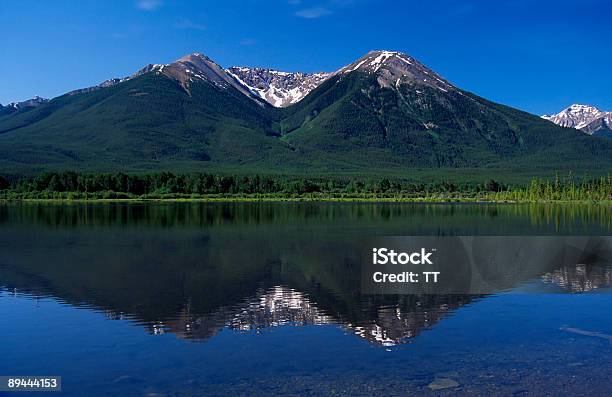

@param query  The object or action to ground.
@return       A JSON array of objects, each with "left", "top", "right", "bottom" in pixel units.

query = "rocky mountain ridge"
[
  {"left": 64, "top": 53, "right": 327, "bottom": 107},
  {"left": 0, "top": 95, "right": 49, "bottom": 114},
  {"left": 336, "top": 50, "right": 456, "bottom": 93},
  {"left": 543, "top": 104, "right": 612, "bottom": 135},
  {"left": 226, "top": 67, "right": 330, "bottom": 107}
]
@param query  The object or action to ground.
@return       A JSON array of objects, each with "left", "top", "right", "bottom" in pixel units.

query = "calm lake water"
[{"left": 2, "top": 202, "right": 612, "bottom": 396}]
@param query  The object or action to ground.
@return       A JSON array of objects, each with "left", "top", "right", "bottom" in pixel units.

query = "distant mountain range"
[
  {"left": 543, "top": 104, "right": 612, "bottom": 137},
  {"left": 1, "top": 50, "right": 611, "bottom": 177},
  {"left": 0, "top": 96, "right": 48, "bottom": 116}
]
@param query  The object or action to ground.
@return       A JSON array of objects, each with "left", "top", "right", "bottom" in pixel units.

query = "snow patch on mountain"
[
  {"left": 342, "top": 50, "right": 413, "bottom": 73},
  {"left": 226, "top": 67, "right": 330, "bottom": 107},
  {"left": 542, "top": 104, "right": 612, "bottom": 135},
  {"left": 58, "top": 49, "right": 464, "bottom": 108}
]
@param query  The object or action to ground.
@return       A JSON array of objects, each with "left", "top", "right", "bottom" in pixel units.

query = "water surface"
[{"left": 1, "top": 203, "right": 612, "bottom": 396}]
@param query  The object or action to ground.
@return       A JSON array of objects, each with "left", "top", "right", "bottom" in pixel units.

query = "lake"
[{"left": 1, "top": 202, "right": 612, "bottom": 396}]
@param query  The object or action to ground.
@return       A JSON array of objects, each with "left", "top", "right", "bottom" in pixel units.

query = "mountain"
[
  {"left": 0, "top": 53, "right": 299, "bottom": 175},
  {"left": 543, "top": 104, "right": 612, "bottom": 137},
  {"left": 583, "top": 115, "right": 612, "bottom": 137},
  {"left": 0, "top": 96, "right": 48, "bottom": 116},
  {"left": 67, "top": 53, "right": 261, "bottom": 101},
  {"left": 138, "top": 53, "right": 261, "bottom": 100},
  {"left": 68, "top": 59, "right": 331, "bottom": 108},
  {"left": 335, "top": 50, "right": 454, "bottom": 92},
  {"left": 11, "top": 96, "right": 48, "bottom": 109},
  {"left": 1, "top": 50, "right": 611, "bottom": 177},
  {"left": 226, "top": 67, "right": 330, "bottom": 107},
  {"left": 277, "top": 50, "right": 611, "bottom": 169}
]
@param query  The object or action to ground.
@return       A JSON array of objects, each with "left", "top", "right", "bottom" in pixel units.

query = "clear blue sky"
[{"left": 1, "top": 0, "right": 610, "bottom": 115}]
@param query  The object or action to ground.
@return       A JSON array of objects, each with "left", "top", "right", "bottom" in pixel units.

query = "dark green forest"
[{"left": 1, "top": 171, "right": 611, "bottom": 201}]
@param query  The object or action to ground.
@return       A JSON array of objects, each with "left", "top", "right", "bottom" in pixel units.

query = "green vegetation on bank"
[{"left": 0, "top": 171, "right": 611, "bottom": 202}]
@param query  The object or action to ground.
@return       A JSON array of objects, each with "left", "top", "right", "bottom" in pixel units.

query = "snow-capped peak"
[
  {"left": 226, "top": 67, "right": 331, "bottom": 107},
  {"left": 64, "top": 50, "right": 458, "bottom": 108},
  {"left": 339, "top": 50, "right": 414, "bottom": 73},
  {"left": 542, "top": 104, "right": 612, "bottom": 135},
  {"left": 336, "top": 50, "right": 456, "bottom": 93}
]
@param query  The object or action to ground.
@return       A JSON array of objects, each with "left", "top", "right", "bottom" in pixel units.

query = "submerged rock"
[{"left": 428, "top": 377, "right": 459, "bottom": 390}]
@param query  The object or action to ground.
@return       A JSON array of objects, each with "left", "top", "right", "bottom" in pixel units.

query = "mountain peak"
[
  {"left": 0, "top": 95, "right": 48, "bottom": 116},
  {"left": 340, "top": 50, "right": 414, "bottom": 73},
  {"left": 133, "top": 52, "right": 259, "bottom": 99},
  {"left": 337, "top": 50, "right": 455, "bottom": 93},
  {"left": 6, "top": 96, "right": 48, "bottom": 109},
  {"left": 178, "top": 52, "right": 214, "bottom": 63},
  {"left": 543, "top": 104, "right": 611, "bottom": 135},
  {"left": 563, "top": 103, "right": 602, "bottom": 115}
]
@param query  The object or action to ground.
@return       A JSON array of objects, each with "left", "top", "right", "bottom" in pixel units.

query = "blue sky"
[{"left": 0, "top": 0, "right": 610, "bottom": 115}]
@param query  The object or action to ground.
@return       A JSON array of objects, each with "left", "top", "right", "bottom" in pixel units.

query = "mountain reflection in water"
[
  {"left": 141, "top": 286, "right": 476, "bottom": 346},
  {"left": 542, "top": 262, "right": 612, "bottom": 293},
  {"left": 1, "top": 202, "right": 611, "bottom": 348}
]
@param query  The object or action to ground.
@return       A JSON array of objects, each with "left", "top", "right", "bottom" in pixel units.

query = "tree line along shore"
[{"left": 0, "top": 172, "right": 611, "bottom": 202}]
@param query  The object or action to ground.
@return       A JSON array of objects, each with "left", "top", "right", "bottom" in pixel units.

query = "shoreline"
[{"left": 1, "top": 197, "right": 610, "bottom": 204}]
